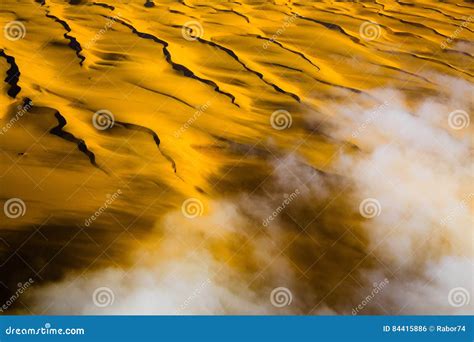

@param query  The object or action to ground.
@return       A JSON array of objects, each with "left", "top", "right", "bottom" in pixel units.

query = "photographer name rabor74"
[{"left": 382, "top": 325, "right": 466, "bottom": 333}]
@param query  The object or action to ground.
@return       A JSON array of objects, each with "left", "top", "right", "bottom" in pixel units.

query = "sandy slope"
[{"left": 0, "top": 0, "right": 472, "bottom": 314}]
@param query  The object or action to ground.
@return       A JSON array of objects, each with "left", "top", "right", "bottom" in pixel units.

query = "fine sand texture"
[{"left": 0, "top": 0, "right": 472, "bottom": 314}]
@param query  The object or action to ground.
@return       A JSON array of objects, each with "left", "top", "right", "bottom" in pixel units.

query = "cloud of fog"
[
  {"left": 29, "top": 200, "right": 299, "bottom": 314},
  {"left": 322, "top": 80, "right": 473, "bottom": 314},
  {"left": 28, "top": 77, "right": 472, "bottom": 315}
]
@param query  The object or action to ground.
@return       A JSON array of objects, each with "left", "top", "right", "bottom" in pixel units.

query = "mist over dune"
[
  {"left": 0, "top": 0, "right": 472, "bottom": 315},
  {"left": 28, "top": 84, "right": 473, "bottom": 315}
]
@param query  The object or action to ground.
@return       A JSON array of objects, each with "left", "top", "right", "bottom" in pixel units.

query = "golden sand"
[{"left": 0, "top": 0, "right": 472, "bottom": 314}]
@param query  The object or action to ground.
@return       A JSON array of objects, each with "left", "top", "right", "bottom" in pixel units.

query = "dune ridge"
[{"left": 0, "top": 0, "right": 472, "bottom": 315}]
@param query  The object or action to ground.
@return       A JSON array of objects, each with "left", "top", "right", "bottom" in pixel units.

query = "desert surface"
[{"left": 0, "top": 0, "right": 472, "bottom": 314}]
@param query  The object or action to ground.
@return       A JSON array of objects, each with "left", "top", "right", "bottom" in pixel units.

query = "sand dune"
[{"left": 0, "top": 0, "right": 472, "bottom": 314}]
